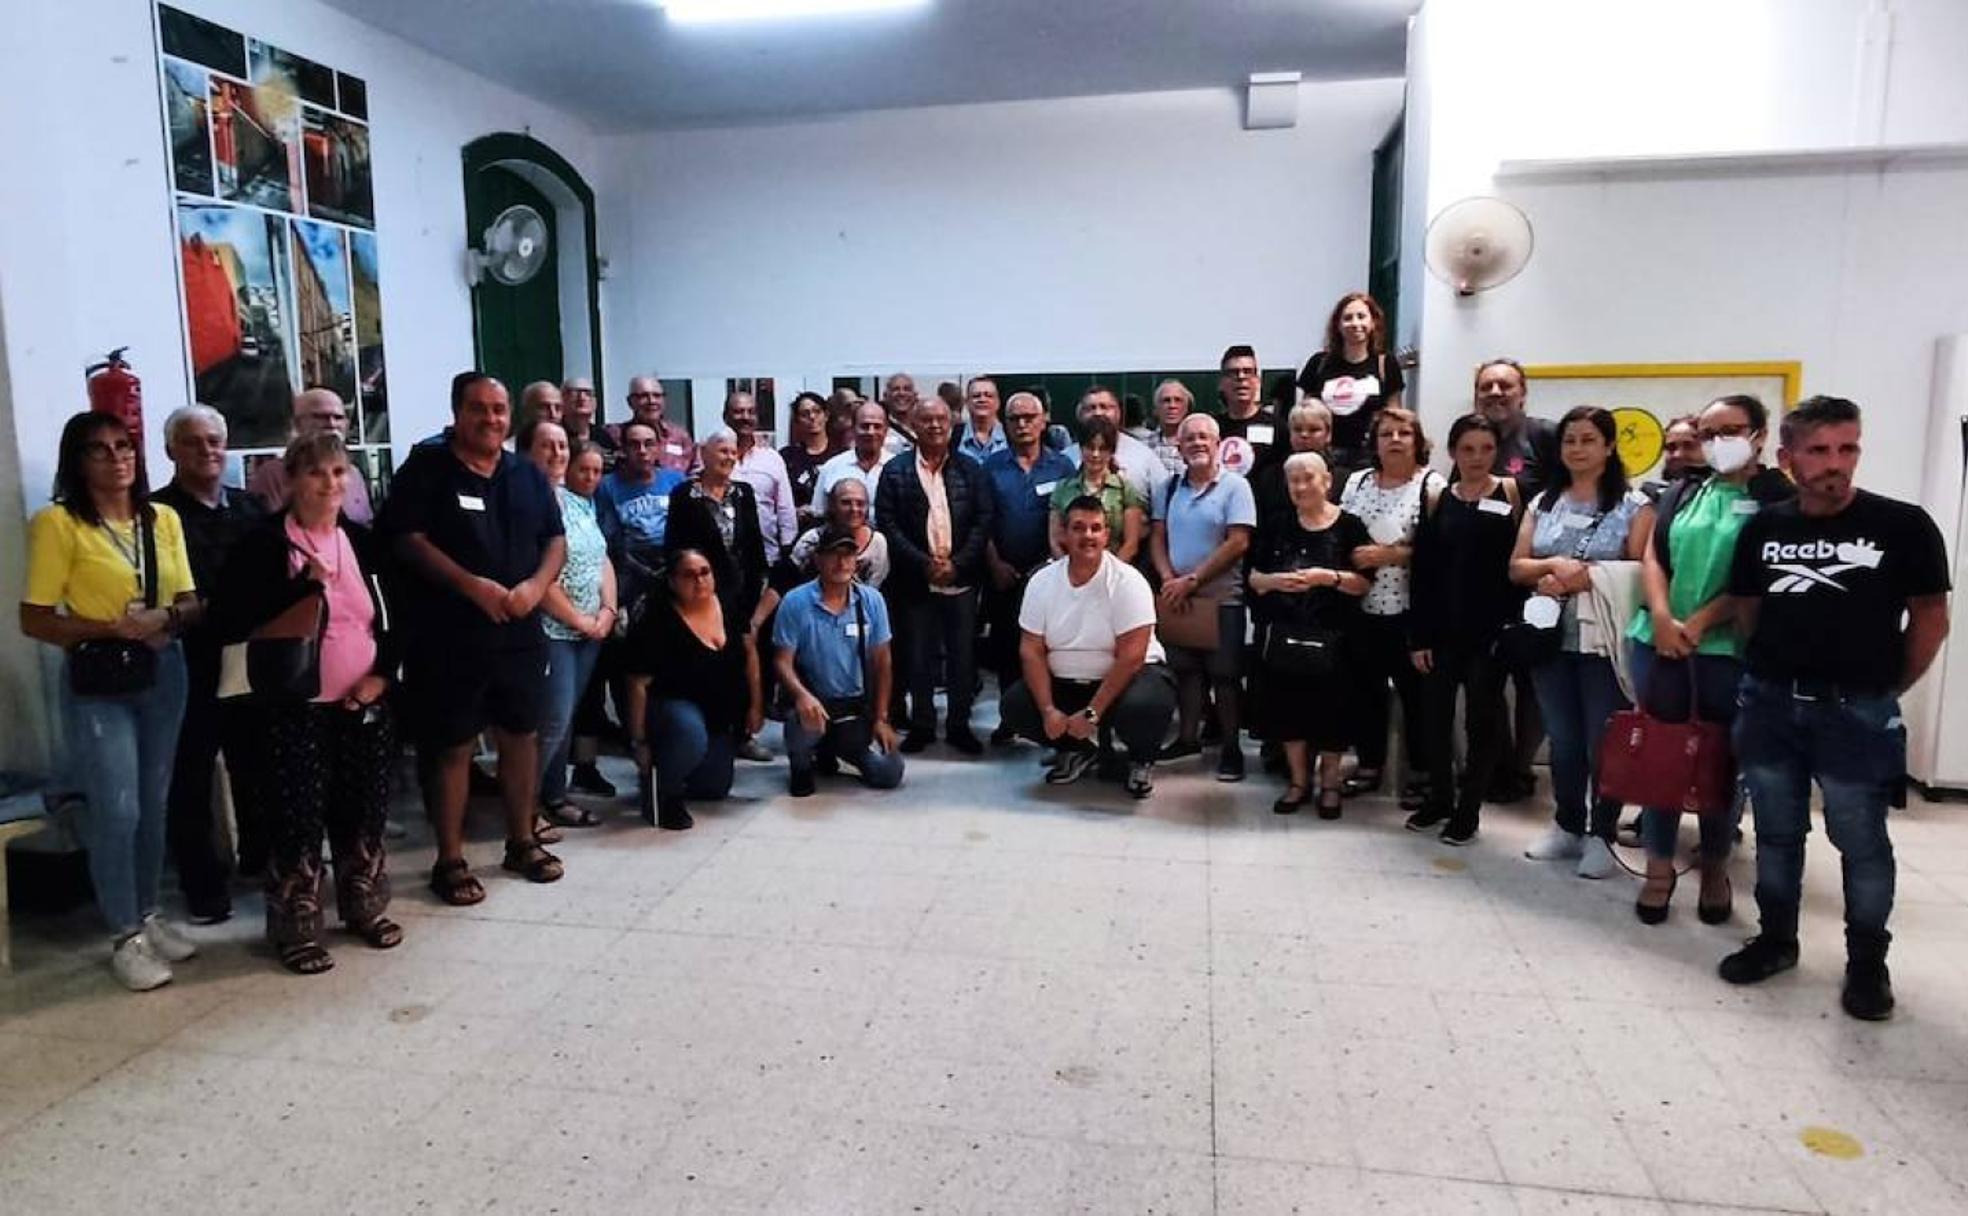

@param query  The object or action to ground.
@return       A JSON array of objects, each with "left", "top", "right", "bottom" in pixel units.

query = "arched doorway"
[{"left": 461, "top": 133, "right": 603, "bottom": 405}]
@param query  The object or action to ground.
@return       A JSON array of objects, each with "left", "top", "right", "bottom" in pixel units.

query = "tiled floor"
[{"left": 5, "top": 717, "right": 1968, "bottom": 1214}]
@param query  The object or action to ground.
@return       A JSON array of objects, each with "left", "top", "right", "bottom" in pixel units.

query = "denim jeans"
[
  {"left": 1735, "top": 675, "right": 1902, "bottom": 954},
  {"left": 540, "top": 637, "right": 601, "bottom": 805},
  {"left": 60, "top": 643, "right": 188, "bottom": 935},
  {"left": 647, "top": 698, "right": 737, "bottom": 802},
  {"left": 1630, "top": 643, "right": 1745, "bottom": 862},
  {"left": 784, "top": 713, "right": 906, "bottom": 789},
  {"left": 1530, "top": 650, "right": 1630, "bottom": 839}
]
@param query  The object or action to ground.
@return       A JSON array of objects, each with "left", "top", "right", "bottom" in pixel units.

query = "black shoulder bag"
[{"left": 69, "top": 514, "right": 161, "bottom": 697}]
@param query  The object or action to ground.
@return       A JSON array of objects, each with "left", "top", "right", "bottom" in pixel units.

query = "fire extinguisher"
[{"left": 85, "top": 347, "right": 146, "bottom": 472}]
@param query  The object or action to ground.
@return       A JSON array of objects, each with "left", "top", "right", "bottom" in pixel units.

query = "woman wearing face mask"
[
  {"left": 1626, "top": 395, "right": 1793, "bottom": 923},
  {"left": 1511, "top": 407, "right": 1654, "bottom": 880}
]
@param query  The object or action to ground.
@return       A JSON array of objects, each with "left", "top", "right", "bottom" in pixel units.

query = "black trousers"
[
  {"left": 1422, "top": 642, "right": 1507, "bottom": 822},
  {"left": 165, "top": 639, "right": 264, "bottom": 910},
  {"left": 1351, "top": 611, "right": 1430, "bottom": 780},
  {"left": 999, "top": 666, "right": 1178, "bottom": 759},
  {"left": 982, "top": 573, "right": 1038, "bottom": 695},
  {"left": 899, "top": 589, "right": 980, "bottom": 734},
  {"left": 263, "top": 700, "right": 396, "bottom": 945}
]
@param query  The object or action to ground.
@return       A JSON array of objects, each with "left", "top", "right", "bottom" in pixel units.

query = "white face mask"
[{"left": 1702, "top": 434, "right": 1755, "bottom": 475}]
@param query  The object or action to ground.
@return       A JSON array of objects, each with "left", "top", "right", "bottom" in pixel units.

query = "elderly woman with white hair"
[
  {"left": 1247, "top": 450, "right": 1372, "bottom": 817},
  {"left": 152, "top": 403, "right": 268, "bottom": 924}
]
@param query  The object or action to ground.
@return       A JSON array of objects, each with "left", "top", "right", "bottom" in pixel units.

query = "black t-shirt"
[
  {"left": 1216, "top": 406, "right": 1280, "bottom": 478},
  {"left": 625, "top": 595, "right": 750, "bottom": 736},
  {"left": 381, "top": 443, "right": 564, "bottom": 650},
  {"left": 1295, "top": 351, "right": 1405, "bottom": 458},
  {"left": 781, "top": 442, "right": 839, "bottom": 516},
  {"left": 1729, "top": 490, "right": 1951, "bottom": 689},
  {"left": 1409, "top": 481, "right": 1524, "bottom": 648},
  {"left": 1491, "top": 415, "right": 1560, "bottom": 501}
]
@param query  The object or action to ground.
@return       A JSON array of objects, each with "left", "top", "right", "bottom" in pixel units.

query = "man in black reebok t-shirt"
[{"left": 1718, "top": 395, "right": 1951, "bottom": 1021}]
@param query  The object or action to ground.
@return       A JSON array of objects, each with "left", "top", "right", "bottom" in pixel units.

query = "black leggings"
[
  {"left": 1422, "top": 642, "right": 1507, "bottom": 820},
  {"left": 1350, "top": 611, "right": 1429, "bottom": 780}
]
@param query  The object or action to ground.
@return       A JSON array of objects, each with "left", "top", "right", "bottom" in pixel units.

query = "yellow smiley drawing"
[{"left": 1612, "top": 406, "right": 1664, "bottom": 476}]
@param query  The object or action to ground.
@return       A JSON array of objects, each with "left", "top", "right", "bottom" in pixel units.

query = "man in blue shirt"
[
  {"left": 595, "top": 419, "right": 685, "bottom": 608},
  {"left": 979, "top": 392, "right": 1075, "bottom": 744},
  {"left": 773, "top": 528, "right": 906, "bottom": 797},
  {"left": 956, "top": 376, "right": 1009, "bottom": 465}
]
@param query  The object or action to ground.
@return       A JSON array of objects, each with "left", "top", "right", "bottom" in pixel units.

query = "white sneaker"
[
  {"left": 140, "top": 913, "right": 198, "bottom": 963},
  {"left": 1525, "top": 826, "right": 1586, "bottom": 861},
  {"left": 111, "top": 933, "right": 175, "bottom": 992},
  {"left": 1576, "top": 837, "right": 1617, "bottom": 880}
]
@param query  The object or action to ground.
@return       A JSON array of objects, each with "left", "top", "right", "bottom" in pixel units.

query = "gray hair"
[
  {"left": 701, "top": 426, "right": 739, "bottom": 449},
  {"left": 163, "top": 404, "right": 227, "bottom": 448},
  {"left": 1153, "top": 379, "right": 1194, "bottom": 406},
  {"left": 1004, "top": 391, "right": 1043, "bottom": 414},
  {"left": 1177, "top": 413, "right": 1221, "bottom": 441},
  {"left": 1282, "top": 451, "right": 1331, "bottom": 480}
]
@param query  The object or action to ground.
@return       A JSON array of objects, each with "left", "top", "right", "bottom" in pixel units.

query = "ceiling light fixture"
[{"left": 656, "top": 0, "right": 930, "bottom": 24}]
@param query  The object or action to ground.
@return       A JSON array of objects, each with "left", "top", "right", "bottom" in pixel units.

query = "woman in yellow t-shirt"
[{"left": 19, "top": 412, "right": 200, "bottom": 992}]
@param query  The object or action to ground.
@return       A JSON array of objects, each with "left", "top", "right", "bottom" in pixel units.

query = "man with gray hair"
[
  {"left": 153, "top": 404, "right": 268, "bottom": 922},
  {"left": 613, "top": 375, "right": 696, "bottom": 474},
  {"left": 1148, "top": 379, "right": 1194, "bottom": 478},
  {"left": 249, "top": 387, "right": 374, "bottom": 523},
  {"left": 560, "top": 376, "right": 616, "bottom": 465},
  {"left": 519, "top": 380, "right": 563, "bottom": 429}
]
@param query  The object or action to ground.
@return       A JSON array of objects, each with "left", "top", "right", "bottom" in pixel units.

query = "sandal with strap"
[
  {"left": 278, "top": 939, "right": 335, "bottom": 975},
  {"left": 429, "top": 858, "right": 486, "bottom": 907},
  {"left": 540, "top": 801, "right": 602, "bottom": 829},
  {"left": 348, "top": 916, "right": 404, "bottom": 949},
  {"left": 502, "top": 839, "right": 565, "bottom": 884},
  {"left": 533, "top": 815, "right": 565, "bottom": 846}
]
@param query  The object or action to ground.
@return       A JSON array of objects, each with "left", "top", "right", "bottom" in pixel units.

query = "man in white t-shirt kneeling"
[{"left": 997, "top": 496, "right": 1177, "bottom": 798}]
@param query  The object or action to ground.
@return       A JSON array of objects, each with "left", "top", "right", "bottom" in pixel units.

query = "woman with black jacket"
[
  {"left": 664, "top": 427, "right": 769, "bottom": 624},
  {"left": 1406, "top": 415, "right": 1524, "bottom": 845},
  {"left": 210, "top": 432, "right": 403, "bottom": 975}
]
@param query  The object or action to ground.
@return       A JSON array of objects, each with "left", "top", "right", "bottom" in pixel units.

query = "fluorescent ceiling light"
[{"left": 657, "top": 0, "right": 930, "bottom": 23}]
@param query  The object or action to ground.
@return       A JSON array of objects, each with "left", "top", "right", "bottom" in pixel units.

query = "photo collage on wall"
[{"left": 155, "top": 3, "right": 390, "bottom": 500}]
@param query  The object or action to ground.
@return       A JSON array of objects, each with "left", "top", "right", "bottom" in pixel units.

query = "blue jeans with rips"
[{"left": 1734, "top": 675, "right": 1902, "bottom": 955}]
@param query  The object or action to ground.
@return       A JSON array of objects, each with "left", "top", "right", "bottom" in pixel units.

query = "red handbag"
[{"left": 1596, "top": 662, "right": 1736, "bottom": 815}]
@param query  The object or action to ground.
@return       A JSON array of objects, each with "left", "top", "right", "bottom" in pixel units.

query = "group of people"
[{"left": 18, "top": 288, "right": 1952, "bottom": 1023}]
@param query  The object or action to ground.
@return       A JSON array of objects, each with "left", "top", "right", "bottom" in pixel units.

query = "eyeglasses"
[
  {"left": 1223, "top": 368, "right": 1259, "bottom": 379},
  {"left": 1696, "top": 424, "right": 1754, "bottom": 441},
  {"left": 84, "top": 438, "right": 137, "bottom": 460}
]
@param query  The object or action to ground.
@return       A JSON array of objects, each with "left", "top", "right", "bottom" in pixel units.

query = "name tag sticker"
[
  {"left": 1035, "top": 481, "right": 1058, "bottom": 497},
  {"left": 457, "top": 494, "right": 487, "bottom": 512},
  {"left": 1733, "top": 499, "right": 1761, "bottom": 515},
  {"left": 843, "top": 622, "right": 862, "bottom": 638},
  {"left": 1478, "top": 497, "right": 1514, "bottom": 516},
  {"left": 665, "top": 443, "right": 684, "bottom": 455},
  {"left": 1245, "top": 424, "right": 1275, "bottom": 446}
]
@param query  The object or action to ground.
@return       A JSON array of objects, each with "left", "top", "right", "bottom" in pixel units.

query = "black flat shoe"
[
  {"left": 1316, "top": 789, "right": 1344, "bottom": 820},
  {"left": 1273, "top": 786, "right": 1309, "bottom": 815},
  {"left": 1342, "top": 771, "right": 1382, "bottom": 798},
  {"left": 1697, "top": 874, "right": 1734, "bottom": 925}
]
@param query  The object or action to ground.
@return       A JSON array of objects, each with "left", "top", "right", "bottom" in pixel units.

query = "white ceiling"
[{"left": 317, "top": 0, "right": 1417, "bottom": 131}]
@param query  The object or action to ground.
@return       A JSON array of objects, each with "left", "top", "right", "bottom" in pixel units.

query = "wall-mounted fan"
[
  {"left": 1425, "top": 196, "right": 1533, "bottom": 296},
  {"left": 467, "top": 204, "right": 550, "bottom": 286}
]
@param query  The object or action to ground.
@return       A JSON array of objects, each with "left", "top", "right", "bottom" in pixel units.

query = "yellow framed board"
[{"left": 1522, "top": 361, "right": 1801, "bottom": 478}]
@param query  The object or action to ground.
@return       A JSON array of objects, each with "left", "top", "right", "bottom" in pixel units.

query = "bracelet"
[{"left": 165, "top": 605, "right": 182, "bottom": 635}]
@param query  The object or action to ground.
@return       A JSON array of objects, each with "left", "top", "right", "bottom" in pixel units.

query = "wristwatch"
[{"left": 1081, "top": 706, "right": 1100, "bottom": 724}]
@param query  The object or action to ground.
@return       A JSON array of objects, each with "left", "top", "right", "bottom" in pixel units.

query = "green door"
[{"left": 466, "top": 165, "right": 563, "bottom": 396}]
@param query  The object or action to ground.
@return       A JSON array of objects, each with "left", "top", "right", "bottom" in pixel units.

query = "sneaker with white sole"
[
  {"left": 1125, "top": 762, "right": 1154, "bottom": 799},
  {"left": 1525, "top": 826, "right": 1586, "bottom": 861},
  {"left": 140, "top": 913, "right": 198, "bottom": 962},
  {"left": 1576, "top": 836, "right": 1617, "bottom": 880},
  {"left": 1045, "top": 748, "right": 1099, "bottom": 785},
  {"left": 111, "top": 932, "right": 174, "bottom": 992}
]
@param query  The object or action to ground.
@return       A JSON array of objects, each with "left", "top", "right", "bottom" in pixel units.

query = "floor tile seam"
[{"left": 1609, "top": 1108, "right": 1826, "bottom": 1213}]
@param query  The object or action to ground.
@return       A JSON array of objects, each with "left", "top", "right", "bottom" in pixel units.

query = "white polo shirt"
[
  {"left": 814, "top": 449, "right": 893, "bottom": 523},
  {"left": 1018, "top": 550, "right": 1166, "bottom": 681}
]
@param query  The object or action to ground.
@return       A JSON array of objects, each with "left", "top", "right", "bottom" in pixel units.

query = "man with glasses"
[
  {"left": 876, "top": 394, "right": 995, "bottom": 755},
  {"left": 250, "top": 387, "right": 374, "bottom": 523},
  {"left": 560, "top": 376, "right": 616, "bottom": 467},
  {"left": 816, "top": 402, "right": 896, "bottom": 525},
  {"left": 1215, "top": 345, "right": 1277, "bottom": 478},
  {"left": 610, "top": 376, "right": 695, "bottom": 474},
  {"left": 980, "top": 392, "right": 1076, "bottom": 744}
]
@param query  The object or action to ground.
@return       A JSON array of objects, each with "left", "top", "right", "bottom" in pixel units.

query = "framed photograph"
[{"left": 1522, "top": 361, "right": 1801, "bottom": 478}]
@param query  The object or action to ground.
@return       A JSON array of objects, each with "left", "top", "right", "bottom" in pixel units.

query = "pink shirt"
[{"left": 285, "top": 517, "right": 377, "bottom": 703}]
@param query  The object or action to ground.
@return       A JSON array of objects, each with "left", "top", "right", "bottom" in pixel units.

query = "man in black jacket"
[{"left": 876, "top": 394, "right": 995, "bottom": 755}]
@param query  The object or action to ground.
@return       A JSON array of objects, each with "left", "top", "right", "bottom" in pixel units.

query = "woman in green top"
[
  {"left": 1049, "top": 417, "right": 1146, "bottom": 563},
  {"left": 1628, "top": 394, "right": 1794, "bottom": 925}
]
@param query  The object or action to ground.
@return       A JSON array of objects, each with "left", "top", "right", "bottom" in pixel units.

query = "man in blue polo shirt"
[
  {"left": 383, "top": 371, "right": 567, "bottom": 905},
  {"left": 773, "top": 527, "right": 906, "bottom": 798},
  {"left": 980, "top": 391, "right": 1074, "bottom": 744}
]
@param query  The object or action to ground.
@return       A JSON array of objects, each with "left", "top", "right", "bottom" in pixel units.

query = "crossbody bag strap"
[
  {"left": 853, "top": 587, "right": 871, "bottom": 705},
  {"left": 139, "top": 512, "right": 159, "bottom": 609}
]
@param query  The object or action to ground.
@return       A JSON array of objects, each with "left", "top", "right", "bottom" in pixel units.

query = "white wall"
[
  {"left": 1402, "top": 0, "right": 1968, "bottom": 503},
  {"left": 0, "top": 0, "right": 603, "bottom": 770},
  {"left": 597, "top": 80, "right": 1406, "bottom": 421}
]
